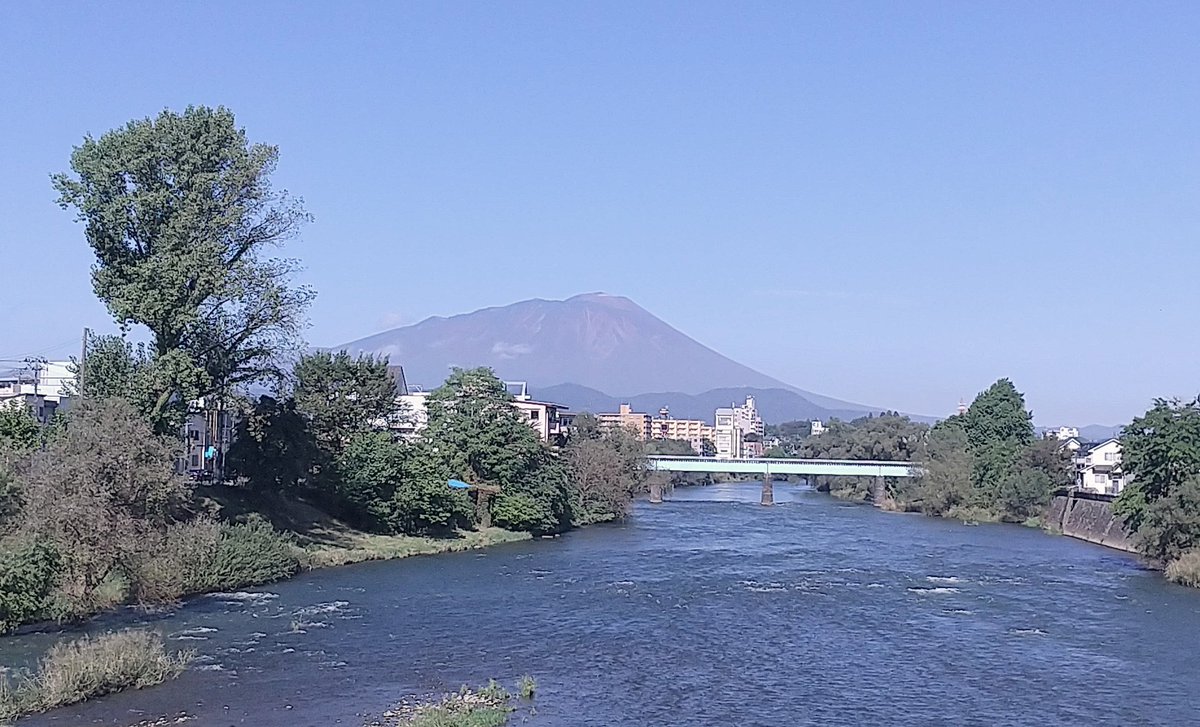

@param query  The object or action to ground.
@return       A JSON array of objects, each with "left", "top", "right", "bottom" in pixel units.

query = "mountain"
[
  {"left": 535, "top": 384, "right": 883, "bottom": 423},
  {"left": 335, "top": 292, "right": 881, "bottom": 416},
  {"left": 1077, "top": 424, "right": 1123, "bottom": 442}
]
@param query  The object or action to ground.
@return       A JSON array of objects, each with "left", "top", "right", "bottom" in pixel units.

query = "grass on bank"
[
  {"left": 200, "top": 488, "right": 530, "bottom": 571},
  {"left": 0, "top": 630, "right": 190, "bottom": 723},
  {"left": 370, "top": 678, "right": 535, "bottom": 727},
  {"left": 305, "top": 528, "right": 530, "bottom": 569},
  {"left": 1166, "top": 550, "right": 1200, "bottom": 588}
]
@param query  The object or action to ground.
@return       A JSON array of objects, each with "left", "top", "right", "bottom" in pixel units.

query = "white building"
[
  {"left": 810, "top": 420, "right": 826, "bottom": 437},
  {"left": 713, "top": 407, "right": 742, "bottom": 460},
  {"left": 388, "top": 375, "right": 567, "bottom": 444},
  {"left": 1045, "top": 426, "right": 1080, "bottom": 440},
  {"left": 711, "top": 396, "right": 766, "bottom": 459},
  {"left": 1074, "top": 439, "right": 1129, "bottom": 495},
  {"left": 506, "top": 381, "right": 570, "bottom": 443},
  {"left": 0, "top": 360, "right": 75, "bottom": 423},
  {"left": 395, "top": 390, "right": 430, "bottom": 439},
  {"left": 733, "top": 396, "right": 765, "bottom": 458}
]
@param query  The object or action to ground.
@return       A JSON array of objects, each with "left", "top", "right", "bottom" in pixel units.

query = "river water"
[{"left": 8, "top": 482, "right": 1200, "bottom": 726}]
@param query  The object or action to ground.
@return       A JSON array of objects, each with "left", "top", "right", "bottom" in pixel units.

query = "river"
[{"left": 8, "top": 482, "right": 1200, "bottom": 726}]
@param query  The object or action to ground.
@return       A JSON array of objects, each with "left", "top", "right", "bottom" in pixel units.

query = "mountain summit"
[{"left": 335, "top": 293, "right": 878, "bottom": 417}]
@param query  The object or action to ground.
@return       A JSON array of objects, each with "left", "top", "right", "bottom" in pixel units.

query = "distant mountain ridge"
[
  {"left": 536, "top": 383, "right": 899, "bottom": 424},
  {"left": 335, "top": 292, "right": 894, "bottom": 420}
]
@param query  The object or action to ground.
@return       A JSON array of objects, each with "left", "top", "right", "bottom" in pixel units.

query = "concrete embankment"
[{"left": 1045, "top": 492, "right": 1137, "bottom": 553}]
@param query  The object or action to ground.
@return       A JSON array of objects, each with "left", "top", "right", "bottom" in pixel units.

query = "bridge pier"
[
  {"left": 872, "top": 475, "right": 886, "bottom": 507},
  {"left": 649, "top": 481, "right": 664, "bottom": 504},
  {"left": 761, "top": 465, "right": 774, "bottom": 506}
]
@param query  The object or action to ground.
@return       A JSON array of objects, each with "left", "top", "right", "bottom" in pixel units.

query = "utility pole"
[
  {"left": 78, "top": 327, "right": 90, "bottom": 399},
  {"left": 22, "top": 357, "right": 47, "bottom": 425}
]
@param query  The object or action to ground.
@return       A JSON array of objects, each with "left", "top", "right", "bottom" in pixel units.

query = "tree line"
[
  {"left": 226, "top": 357, "right": 647, "bottom": 536},
  {"left": 785, "top": 381, "right": 1074, "bottom": 522},
  {"left": 1112, "top": 397, "right": 1200, "bottom": 584}
]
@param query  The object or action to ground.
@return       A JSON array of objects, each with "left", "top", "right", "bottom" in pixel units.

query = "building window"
[
  {"left": 1095, "top": 473, "right": 1107, "bottom": 483},
  {"left": 190, "top": 454, "right": 200, "bottom": 468},
  {"left": 1104, "top": 452, "right": 1116, "bottom": 462},
  {"left": 530, "top": 410, "right": 540, "bottom": 421}
]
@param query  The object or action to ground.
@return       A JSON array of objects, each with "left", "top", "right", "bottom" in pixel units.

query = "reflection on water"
[{"left": 10, "top": 481, "right": 1200, "bottom": 726}]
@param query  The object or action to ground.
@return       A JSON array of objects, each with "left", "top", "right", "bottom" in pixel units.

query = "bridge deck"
[{"left": 646, "top": 456, "right": 916, "bottom": 478}]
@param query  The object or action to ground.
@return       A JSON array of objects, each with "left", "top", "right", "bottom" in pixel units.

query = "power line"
[{"left": 0, "top": 338, "right": 80, "bottom": 361}]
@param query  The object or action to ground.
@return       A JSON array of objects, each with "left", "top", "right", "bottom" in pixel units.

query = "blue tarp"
[{"left": 447, "top": 479, "right": 471, "bottom": 489}]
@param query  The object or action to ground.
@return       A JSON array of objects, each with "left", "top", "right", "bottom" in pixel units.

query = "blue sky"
[{"left": 1, "top": 2, "right": 1196, "bottom": 426}]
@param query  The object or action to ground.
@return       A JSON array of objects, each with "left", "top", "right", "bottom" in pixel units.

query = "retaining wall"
[{"left": 1046, "top": 492, "right": 1136, "bottom": 553}]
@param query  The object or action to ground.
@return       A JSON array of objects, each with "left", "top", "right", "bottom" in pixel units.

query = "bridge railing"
[
  {"left": 645, "top": 455, "right": 919, "bottom": 478},
  {"left": 645, "top": 455, "right": 914, "bottom": 467}
]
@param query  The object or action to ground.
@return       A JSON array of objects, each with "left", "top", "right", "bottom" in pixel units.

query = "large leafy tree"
[
  {"left": 332, "top": 433, "right": 471, "bottom": 535},
  {"left": 903, "top": 416, "right": 973, "bottom": 515},
  {"left": 798, "top": 412, "right": 928, "bottom": 498},
  {"left": 425, "top": 367, "right": 572, "bottom": 534},
  {"left": 1115, "top": 397, "right": 1200, "bottom": 533},
  {"left": 226, "top": 395, "right": 319, "bottom": 493},
  {"left": 53, "top": 106, "right": 313, "bottom": 430},
  {"left": 293, "top": 351, "right": 399, "bottom": 456},
  {"left": 566, "top": 427, "right": 647, "bottom": 524},
  {"left": 67, "top": 334, "right": 157, "bottom": 415},
  {"left": 963, "top": 379, "right": 1033, "bottom": 499},
  {"left": 1132, "top": 476, "right": 1200, "bottom": 562}
]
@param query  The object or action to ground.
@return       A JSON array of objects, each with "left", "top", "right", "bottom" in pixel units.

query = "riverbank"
[
  {"left": 0, "top": 496, "right": 531, "bottom": 724},
  {"left": 200, "top": 487, "right": 533, "bottom": 569}
]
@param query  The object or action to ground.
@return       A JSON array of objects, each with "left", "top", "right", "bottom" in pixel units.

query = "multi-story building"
[
  {"left": 733, "top": 396, "right": 765, "bottom": 438},
  {"left": 1074, "top": 439, "right": 1129, "bottom": 495},
  {"left": 810, "top": 420, "right": 826, "bottom": 437},
  {"left": 713, "top": 407, "right": 742, "bottom": 459},
  {"left": 387, "top": 371, "right": 567, "bottom": 444},
  {"left": 650, "top": 406, "right": 712, "bottom": 455},
  {"left": 179, "top": 397, "right": 237, "bottom": 481},
  {"left": 598, "top": 404, "right": 652, "bottom": 440},
  {"left": 1045, "top": 426, "right": 1080, "bottom": 440},
  {"left": 507, "top": 381, "right": 570, "bottom": 444},
  {"left": 0, "top": 360, "right": 75, "bottom": 424},
  {"left": 713, "top": 396, "right": 763, "bottom": 458}
]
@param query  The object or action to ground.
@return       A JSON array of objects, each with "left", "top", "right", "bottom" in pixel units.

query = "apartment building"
[
  {"left": 650, "top": 406, "right": 713, "bottom": 455},
  {"left": 598, "top": 404, "right": 653, "bottom": 440}
]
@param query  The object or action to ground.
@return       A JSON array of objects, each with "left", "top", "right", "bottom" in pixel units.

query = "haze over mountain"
[
  {"left": 535, "top": 383, "right": 883, "bottom": 424},
  {"left": 335, "top": 293, "right": 894, "bottom": 421}
]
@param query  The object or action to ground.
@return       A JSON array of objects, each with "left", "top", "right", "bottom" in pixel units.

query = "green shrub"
[
  {"left": 128, "top": 519, "right": 220, "bottom": 604},
  {"left": 389, "top": 477, "right": 473, "bottom": 536},
  {"left": 205, "top": 518, "right": 301, "bottom": 591},
  {"left": 0, "top": 540, "right": 60, "bottom": 633},
  {"left": 491, "top": 493, "right": 557, "bottom": 535},
  {"left": 0, "top": 630, "right": 191, "bottom": 721}
]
